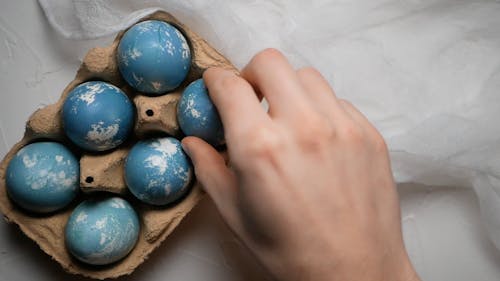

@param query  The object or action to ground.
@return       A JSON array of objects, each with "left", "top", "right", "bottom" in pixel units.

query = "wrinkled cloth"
[{"left": 38, "top": 0, "right": 500, "bottom": 248}]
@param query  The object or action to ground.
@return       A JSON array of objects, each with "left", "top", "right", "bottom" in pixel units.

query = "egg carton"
[{"left": 0, "top": 11, "right": 235, "bottom": 279}]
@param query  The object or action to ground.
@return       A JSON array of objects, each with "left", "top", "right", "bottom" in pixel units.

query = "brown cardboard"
[{"left": 0, "top": 10, "right": 236, "bottom": 279}]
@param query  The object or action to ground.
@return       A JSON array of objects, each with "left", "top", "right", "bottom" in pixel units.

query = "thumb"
[{"left": 181, "top": 136, "right": 239, "bottom": 225}]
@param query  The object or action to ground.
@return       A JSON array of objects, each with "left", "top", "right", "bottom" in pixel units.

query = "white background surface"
[{"left": 1, "top": 1, "right": 500, "bottom": 280}]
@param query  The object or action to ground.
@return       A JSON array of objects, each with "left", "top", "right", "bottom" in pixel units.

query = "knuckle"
[
  {"left": 296, "top": 115, "right": 335, "bottom": 150},
  {"left": 371, "top": 131, "right": 389, "bottom": 154},
  {"left": 298, "top": 135, "right": 328, "bottom": 152},
  {"left": 338, "top": 123, "right": 365, "bottom": 144},
  {"left": 240, "top": 126, "right": 284, "bottom": 160}
]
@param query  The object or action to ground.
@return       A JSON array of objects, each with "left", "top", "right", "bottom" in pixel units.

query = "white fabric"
[{"left": 38, "top": 0, "right": 500, "bottom": 248}]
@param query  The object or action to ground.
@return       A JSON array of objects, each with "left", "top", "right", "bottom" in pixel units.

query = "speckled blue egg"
[
  {"left": 65, "top": 197, "right": 140, "bottom": 265},
  {"left": 125, "top": 137, "right": 193, "bottom": 206},
  {"left": 62, "top": 81, "right": 135, "bottom": 152},
  {"left": 117, "top": 20, "right": 191, "bottom": 95},
  {"left": 6, "top": 142, "right": 79, "bottom": 213},
  {"left": 177, "top": 79, "right": 224, "bottom": 146}
]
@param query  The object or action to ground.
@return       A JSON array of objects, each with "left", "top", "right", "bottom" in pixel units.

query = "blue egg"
[
  {"left": 62, "top": 81, "right": 135, "bottom": 152},
  {"left": 125, "top": 137, "right": 193, "bottom": 206},
  {"left": 117, "top": 20, "right": 191, "bottom": 95},
  {"left": 6, "top": 142, "right": 79, "bottom": 213},
  {"left": 177, "top": 79, "right": 224, "bottom": 146},
  {"left": 65, "top": 197, "right": 140, "bottom": 265}
]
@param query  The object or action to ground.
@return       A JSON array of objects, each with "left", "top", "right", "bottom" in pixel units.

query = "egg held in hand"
[
  {"left": 62, "top": 81, "right": 135, "bottom": 152},
  {"left": 117, "top": 20, "right": 191, "bottom": 95},
  {"left": 65, "top": 197, "right": 140, "bottom": 266},
  {"left": 177, "top": 79, "right": 224, "bottom": 146},
  {"left": 6, "top": 142, "right": 79, "bottom": 213},
  {"left": 125, "top": 137, "right": 193, "bottom": 206}
]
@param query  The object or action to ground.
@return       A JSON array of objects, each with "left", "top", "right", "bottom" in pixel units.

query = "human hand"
[{"left": 181, "top": 49, "right": 420, "bottom": 281}]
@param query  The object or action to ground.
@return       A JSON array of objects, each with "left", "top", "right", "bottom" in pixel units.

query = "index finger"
[{"left": 203, "top": 68, "right": 270, "bottom": 140}]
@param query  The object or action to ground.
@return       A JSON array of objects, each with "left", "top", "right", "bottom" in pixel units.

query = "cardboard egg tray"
[{"left": 0, "top": 11, "right": 236, "bottom": 279}]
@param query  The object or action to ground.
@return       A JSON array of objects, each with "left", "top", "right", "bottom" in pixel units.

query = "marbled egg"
[
  {"left": 117, "top": 20, "right": 191, "bottom": 95},
  {"left": 6, "top": 142, "right": 79, "bottom": 213},
  {"left": 65, "top": 197, "right": 140, "bottom": 265},
  {"left": 125, "top": 137, "right": 193, "bottom": 206},
  {"left": 177, "top": 79, "right": 224, "bottom": 146},
  {"left": 62, "top": 81, "right": 135, "bottom": 152}
]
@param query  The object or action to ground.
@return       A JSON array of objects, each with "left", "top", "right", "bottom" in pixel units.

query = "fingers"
[
  {"left": 203, "top": 68, "right": 270, "bottom": 142},
  {"left": 204, "top": 50, "right": 380, "bottom": 148},
  {"left": 296, "top": 67, "right": 346, "bottom": 121},
  {"left": 181, "top": 136, "right": 240, "bottom": 227},
  {"left": 241, "top": 48, "right": 313, "bottom": 118},
  {"left": 295, "top": 66, "right": 381, "bottom": 139}
]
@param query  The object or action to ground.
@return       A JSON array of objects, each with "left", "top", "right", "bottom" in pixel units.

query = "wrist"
[{"left": 268, "top": 244, "right": 420, "bottom": 281}]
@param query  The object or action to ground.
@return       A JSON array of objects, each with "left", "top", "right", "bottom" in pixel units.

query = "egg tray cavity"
[{"left": 0, "top": 11, "right": 236, "bottom": 279}]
